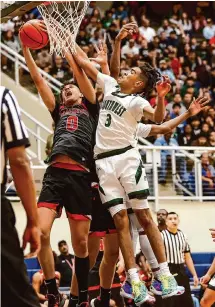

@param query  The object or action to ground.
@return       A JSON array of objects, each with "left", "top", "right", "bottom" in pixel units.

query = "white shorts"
[{"left": 95, "top": 147, "right": 149, "bottom": 217}]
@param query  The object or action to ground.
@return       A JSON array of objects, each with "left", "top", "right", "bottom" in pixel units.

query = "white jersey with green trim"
[{"left": 94, "top": 72, "right": 150, "bottom": 157}]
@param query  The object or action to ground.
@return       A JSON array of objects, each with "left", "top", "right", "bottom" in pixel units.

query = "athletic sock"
[
  {"left": 100, "top": 287, "right": 111, "bottom": 307},
  {"left": 157, "top": 262, "right": 171, "bottom": 279},
  {"left": 138, "top": 231, "right": 160, "bottom": 277},
  {"left": 68, "top": 293, "right": 79, "bottom": 307},
  {"left": 127, "top": 268, "right": 140, "bottom": 283},
  {"left": 45, "top": 278, "right": 58, "bottom": 295},
  {"left": 75, "top": 255, "right": 90, "bottom": 304}
]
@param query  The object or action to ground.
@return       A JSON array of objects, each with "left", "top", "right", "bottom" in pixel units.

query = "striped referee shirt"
[
  {"left": 161, "top": 229, "right": 190, "bottom": 264},
  {"left": 1, "top": 86, "right": 30, "bottom": 189}
]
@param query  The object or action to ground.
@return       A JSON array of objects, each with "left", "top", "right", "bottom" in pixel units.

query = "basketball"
[{"left": 19, "top": 19, "right": 49, "bottom": 50}]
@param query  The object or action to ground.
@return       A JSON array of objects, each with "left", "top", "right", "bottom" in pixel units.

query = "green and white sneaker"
[
  {"left": 159, "top": 275, "right": 184, "bottom": 299},
  {"left": 131, "top": 281, "right": 155, "bottom": 306}
]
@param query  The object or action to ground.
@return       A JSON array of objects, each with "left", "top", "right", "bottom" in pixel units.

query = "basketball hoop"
[{"left": 37, "top": 1, "right": 90, "bottom": 57}]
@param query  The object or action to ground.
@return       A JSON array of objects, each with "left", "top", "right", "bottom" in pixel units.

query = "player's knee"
[
  {"left": 40, "top": 228, "right": 51, "bottom": 243},
  {"left": 73, "top": 237, "right": 88, "bottom": 257},
  {"left": 113, "top": 210, "right": 129, "bottom": 231}
]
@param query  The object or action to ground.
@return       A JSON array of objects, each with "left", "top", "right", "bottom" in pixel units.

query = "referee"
[
  {"left": 1, "top": 86, "right": 41, "bottom": 307},
  {"left": 161, "top": 212, "right": 199, "bottom": 307}
]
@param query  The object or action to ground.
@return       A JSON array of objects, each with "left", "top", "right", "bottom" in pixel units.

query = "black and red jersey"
[{"left": 49, "top": 99, "right": 98, "bottom": 169}]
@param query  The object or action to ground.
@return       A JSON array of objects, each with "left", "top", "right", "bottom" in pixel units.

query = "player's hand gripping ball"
[{"left": 19, "top": 20, "right": 49, "bottom": 50}]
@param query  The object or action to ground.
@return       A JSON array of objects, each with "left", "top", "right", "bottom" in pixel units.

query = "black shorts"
[
  {"left": 90, "top": 185, "right": 116, "bottom": 236},
  {"left": 1, "top": 196, "right": 40, "bottom": 307},
  {"left": 38, "top": 164, "right": 92, "bottom": 221}
]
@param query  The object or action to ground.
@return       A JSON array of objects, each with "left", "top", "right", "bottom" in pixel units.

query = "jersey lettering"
[
  {"left": 102, "top": 100, "right": 126, "bottom": 117},
  {"left": 66, "top": 115, "right": 78, "bottom": 131},
  {"left": 105, "top": 114, "right": 111, "bottom": 127}
]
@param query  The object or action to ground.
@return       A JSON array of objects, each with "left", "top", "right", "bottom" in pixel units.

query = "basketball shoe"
[
  {"left": 150, "top": 278, "right": 185, "bottom": 296},
  {"left": 159, "top": 275, "right": 185, "bottom": 298},
  {"left": 131, "top": 281, "right": 155, "bottom": 306}
]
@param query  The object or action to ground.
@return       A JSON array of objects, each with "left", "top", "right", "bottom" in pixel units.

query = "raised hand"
[
  {"left": 116, "top": 22, "right": 138, "bottom": 41},
  {"left": 188, "top": 96, "right": 210, "bottom": 116},
  {"left": 156, "top": 75, "right": 171, "bottom": 97},
  {"left": 90, "top": 40, "right": 108, "bottom": 67}
]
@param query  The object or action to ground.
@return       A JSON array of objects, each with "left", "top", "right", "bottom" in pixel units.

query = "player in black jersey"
[{"left": 22, "top": 38, "right": 97, "bottom": 307}]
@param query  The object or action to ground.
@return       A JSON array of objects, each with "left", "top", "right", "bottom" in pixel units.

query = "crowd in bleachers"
[{"left": 1, "top": 1, "right": 215, "bottom": 195}]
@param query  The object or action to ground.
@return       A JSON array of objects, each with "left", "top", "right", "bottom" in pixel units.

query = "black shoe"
[{"left": 47, "top": 293, "right": 66, "bottom": 307}]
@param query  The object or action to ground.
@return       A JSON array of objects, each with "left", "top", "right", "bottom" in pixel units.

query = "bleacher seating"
[{"left": 24, "top": 257, "right": 41, "bottom": 283}]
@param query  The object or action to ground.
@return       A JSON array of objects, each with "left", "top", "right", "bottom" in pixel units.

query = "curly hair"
[{"left": 139, "top": 62, "right": 162, "bottom": 99}]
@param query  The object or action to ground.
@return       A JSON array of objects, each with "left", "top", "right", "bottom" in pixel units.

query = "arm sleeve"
[
  {"left": 2, "top": 89, "right": 30, "bottom": 150},
  {"left": 97, "top": 72, "right": 118, "bottom": 96},
  {"left": 137, "top": 124, "right": 152, "bottom": 138}
]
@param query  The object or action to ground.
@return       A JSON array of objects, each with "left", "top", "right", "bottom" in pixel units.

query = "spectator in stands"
[
  {"left": 190, "top": 117, "right": 201, "bottom": 137},
  {"left": 36, "top": 46, "right": 51, "bottom": 69},
  {"left": 183, "top": 93, "right": 193, "bottom": 109},
  {"left": 203, "top": 18, "right": 215, "bottom": 40},
  {"left": 1, "top": 30, "right": 21, "bottom": 70},
  {"left": 157, "top": 19, "right": 173, "bottom": 37},
  {"left": 157, "top": 209, "right": 168, "bottom": 231},
  {"left": 169, "top": 50, "right": 182, "bottom": 77},
  {"left": 154, "top": 131, "right": 180, "bottom": 184},
  {"left": 121, "top": 38, "right": 139, "bottom": 61},
  {"left": 158, "top": 59, "right": 176, "bottom": 83},
  {"left": 178, "top": 12, "right": 193, "bottom": 36},
  {"left": 56, "top": 240, "right": 74, "bottom": 287},
  {"left": 191, "top": 133, "right": 209, "bottom": 147},
  {"left": 201, "top": 153, "right": 215, "bottom": 196},
  {"left": 209, "top": 131, "right": 215, "bottom": 147},
  {"left": 178, "top": 124, "right": 195, "bottom": 146},
  {"left": 139, "top": 18, "right": 156, "bottom": 42},
  {"left": 202, "top": 123, "right": 210, "bottom": 136},
  {"left": 50, "top": 55, "right": 68, "bottom": 81},
  {"left": 135, "top": 252, "right": 152, "bottom": 288},
  {"left": 170, "top": 103, "right": 186, "bottom": 132},
  {"left": 32, "top": 252, "right": 61, "bottom": 304},
  {"left": 166, "top": 94, "right": 183, "bottom": 114},
  {"left": 167, "top": 30, "right": 179, "bottom": 48}
]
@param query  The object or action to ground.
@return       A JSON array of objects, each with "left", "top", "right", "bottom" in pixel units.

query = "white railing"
[
  {"left": 138, "top": 143, "right": 215, "bottom": 211},
  {"left": 0, "top": 42, "right": 63, "bottom": 104},
  {"left": 20, "top": 108, "right": 52, "bottom": 163}
]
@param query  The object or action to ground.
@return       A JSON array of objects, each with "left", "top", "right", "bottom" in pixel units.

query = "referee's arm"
[
  {"left": 184, "top": 239, "right": 199, "bottom": 286},
  {"left": 3, "top": 89, "right": 40, "bottom": 253}
]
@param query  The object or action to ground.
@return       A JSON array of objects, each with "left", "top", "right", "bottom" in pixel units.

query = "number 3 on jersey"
[
  {"left": 105, "top": 114, "right": 111, "bottom": 127},
  {"left": 66, "top": 116, "right": 78, "bottom": 131}
]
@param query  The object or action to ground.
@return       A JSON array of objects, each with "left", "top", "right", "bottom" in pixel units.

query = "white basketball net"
[{"left": 37, "top": 1, "right": 90, "bottom": 57}]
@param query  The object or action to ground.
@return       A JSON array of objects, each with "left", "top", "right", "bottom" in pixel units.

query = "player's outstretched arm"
[
  {"left": 65, "top": 51, "right": 96, "bottom": 104},
  {"left": 143, "top": 76, "right": 171, "bottom": 124},
  {"left": 72, "top": 43, "right": 100, "bottom": 82},
  {"left": 21, "top": 41, "right": 55, "bottom": 112},
  {"left": 110, "top": 22, "right": 138, "bottom": 80},
  {"left": 147, "top": 96, "right": 209, "bottom": 136},
  {"left": 90, "top": 40, "right": 110, "bottom": 76}
]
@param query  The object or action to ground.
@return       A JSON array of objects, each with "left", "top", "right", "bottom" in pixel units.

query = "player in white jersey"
[{"left": 72, "top": 25, "right": 208, "bottom": 305}]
